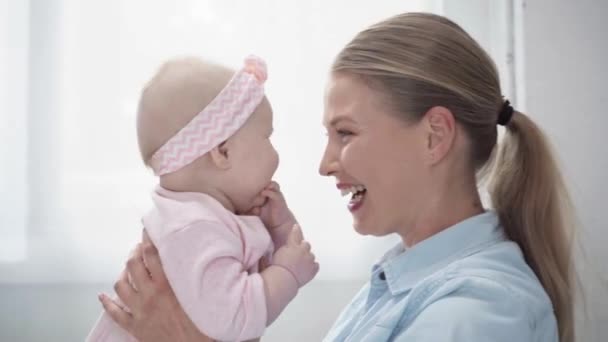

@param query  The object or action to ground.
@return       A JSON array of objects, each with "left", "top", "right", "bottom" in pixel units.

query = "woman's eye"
[{"left": 337, "top": 129, "right": 353, "bottom": 136}]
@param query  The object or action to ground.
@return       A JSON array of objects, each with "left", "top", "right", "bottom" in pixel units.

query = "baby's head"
[{"left": 137, "top": 56, "right": 278, "bottom": 213}]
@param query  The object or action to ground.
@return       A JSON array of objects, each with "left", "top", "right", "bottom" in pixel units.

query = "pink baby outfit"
[{"left": 87, "top": 186, "right": 274, "bottom": 342}]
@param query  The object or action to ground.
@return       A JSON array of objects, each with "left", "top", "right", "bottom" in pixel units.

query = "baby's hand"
[
  {"left": 272, "top": 224, "right": 319, "bottom": 287},
  {"left": 250, "top": 181, "right": 296, "bottom": 230}
]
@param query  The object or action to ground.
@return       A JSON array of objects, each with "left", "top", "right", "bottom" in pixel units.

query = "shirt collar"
[{"left": 373, "top": 211, "right": 504, "bottom": 295}]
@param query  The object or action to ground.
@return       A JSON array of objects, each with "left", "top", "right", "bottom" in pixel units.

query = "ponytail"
[{"left": 490, "top": 111, "right": 575, "bottom": 342}]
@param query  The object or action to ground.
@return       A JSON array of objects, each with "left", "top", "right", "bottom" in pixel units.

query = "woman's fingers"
[
  {"left": 142, "top": 241, "right": 166, "bottom": 285},
  {"left": 99, "top": 293, "right": 133, "bottom": 331},
  {"left": 126, "top": 244, "right": 150, "bottom": 290},
  {"left": 114, "top": 269, "right": 137, "bottom": 307}
]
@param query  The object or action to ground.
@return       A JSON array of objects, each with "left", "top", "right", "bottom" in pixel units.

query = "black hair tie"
[{"left": 497, "top": 100, "right": 514, "bottom": 126}]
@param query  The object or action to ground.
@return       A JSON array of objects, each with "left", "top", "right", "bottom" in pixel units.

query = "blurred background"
[{"left": 1, "top": 0, "right": 606, "bottom": 341}]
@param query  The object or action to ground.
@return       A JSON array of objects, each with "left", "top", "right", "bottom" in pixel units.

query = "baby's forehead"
[{"left": 239, "top": 97, "right": 273, "bottom": 133}]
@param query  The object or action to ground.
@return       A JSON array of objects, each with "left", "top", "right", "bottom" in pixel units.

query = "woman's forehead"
[
  {"left": 325, "top": 75, "right": 367, "bottom": 103},
  {"left": 323, "top": 75, "right": 383, "bottom": 126}
]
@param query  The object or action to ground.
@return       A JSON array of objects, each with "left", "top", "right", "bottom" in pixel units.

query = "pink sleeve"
[{"left": 157, "top": 221, "right": 267, "bottom": 341}]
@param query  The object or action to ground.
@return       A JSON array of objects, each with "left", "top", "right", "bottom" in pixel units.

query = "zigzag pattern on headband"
[{"left": 149, "top": 55, "right": 267, "bottom": 176}]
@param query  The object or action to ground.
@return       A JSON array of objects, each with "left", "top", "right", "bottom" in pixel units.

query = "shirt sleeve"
[
  {"left": 392, "top": 277, "right": 538, "bottom": 341},
  {"left": 157, "top": 221, "right": 267, "bottom": 342}
]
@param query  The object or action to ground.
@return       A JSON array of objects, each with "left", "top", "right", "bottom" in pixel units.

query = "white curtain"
[
  {"left": 0, "top": 0, "right": 515, "bottom": 283},
  {"left": 0, "top": 0, "right": 29, "bottom": 263}
]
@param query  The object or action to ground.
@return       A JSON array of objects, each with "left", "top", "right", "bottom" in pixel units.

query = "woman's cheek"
[{"left": 341, "top": 142, "right": 363, "bottom": 172}]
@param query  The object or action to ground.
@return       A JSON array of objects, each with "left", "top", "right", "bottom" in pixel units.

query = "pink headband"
[{"left": 149, "top": 55, "right": 267, "bottom": 176}]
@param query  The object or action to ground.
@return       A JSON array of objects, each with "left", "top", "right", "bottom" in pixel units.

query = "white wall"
[
  {"left": 0, "top": 0, "right": 434, "bottom": 285},
  {"left": 521, "top": 0, "right": 608, "bottom": 341},
  {"left": 0, "top": 0, "right": 28, "bottom": 262}
]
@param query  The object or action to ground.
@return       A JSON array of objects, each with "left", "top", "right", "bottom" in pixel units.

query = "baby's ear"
[{"left": 209, "top": 141, "right": 231, "bottom": 170}]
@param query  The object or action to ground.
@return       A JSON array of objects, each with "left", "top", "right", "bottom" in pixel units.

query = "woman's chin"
[
  {"left": 353, "top": 218, "right": 390, "bottom": 237},
  {"left": 352, "top": 220, "right": 373, "bottom": 235}
]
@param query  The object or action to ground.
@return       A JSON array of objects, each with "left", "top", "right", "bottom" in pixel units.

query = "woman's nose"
[{"left": 319, "top": 144, "right": 337, "bottom": 176}]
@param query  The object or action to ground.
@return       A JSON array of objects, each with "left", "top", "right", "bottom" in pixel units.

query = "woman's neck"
[{"left": 400, "top": 177, "right": 484, "bottom": 248}]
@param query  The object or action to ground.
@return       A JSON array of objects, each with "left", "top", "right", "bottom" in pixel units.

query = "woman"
[{"left": 100, "top": 12, "right": 575, "bottom": 342}]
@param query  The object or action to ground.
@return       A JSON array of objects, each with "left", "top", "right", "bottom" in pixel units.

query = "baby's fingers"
[
  {"left": 301, "top": 241, "right": 311, "bottom": 252},
  {"left": 247, "top": 207, "right": 262, "bottom": 216},
  {"left": 288, "top": 225, "right": 304, "bottom": 245},
  {"left": 266, "top": 181, "right": 281, "bottom": 191},
  {"left": 261, "top": 189, "right": 282, "bottom": 202}
]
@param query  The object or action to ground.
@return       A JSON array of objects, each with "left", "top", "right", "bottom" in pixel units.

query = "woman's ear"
[
  {"left": 209, "top": 141, "right": 231, "bottom": 170},
  {"left": 423, "top": 106, "right": 456, "bottom": 165}
]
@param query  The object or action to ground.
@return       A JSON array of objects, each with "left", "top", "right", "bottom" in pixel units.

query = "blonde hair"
[{"left": 333, "top": 12, "right": 575, "bottom": 342}]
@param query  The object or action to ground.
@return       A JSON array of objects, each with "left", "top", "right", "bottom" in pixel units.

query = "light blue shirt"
[{"left": 323, "top": 211, "right": 558, "bottom": 341}]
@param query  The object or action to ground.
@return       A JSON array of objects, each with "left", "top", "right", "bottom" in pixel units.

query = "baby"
[{"left": 87, "top": 55, "right": 319, "bottom": 341}]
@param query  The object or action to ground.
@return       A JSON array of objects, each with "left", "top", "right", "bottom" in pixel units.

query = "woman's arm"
[{"left": 99, "top": 234, "right": 213, "bottom": 342}]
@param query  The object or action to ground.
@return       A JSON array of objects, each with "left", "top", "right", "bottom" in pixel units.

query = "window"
[{"left": 0, "top": 0, "right": 516, "bottom": 283}]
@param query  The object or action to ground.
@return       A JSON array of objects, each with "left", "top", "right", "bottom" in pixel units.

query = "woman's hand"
[{"left": 99, "top": 231, "right": 214, "bottom": 342}]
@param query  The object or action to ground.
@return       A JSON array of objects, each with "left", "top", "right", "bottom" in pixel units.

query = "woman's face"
[{"left": 319, "top": 74, "right": 431, "bottom": 236}]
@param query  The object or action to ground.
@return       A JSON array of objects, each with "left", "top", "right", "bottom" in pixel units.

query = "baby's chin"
[
  {"left": 232, "top": 197, "right": 263, "bottom": 216},
  {"left": 231, "top": 183, "right": 270, "bottom": 214},
  {"left": 251, "top": 192, "right": 268, "bottom": 207}
]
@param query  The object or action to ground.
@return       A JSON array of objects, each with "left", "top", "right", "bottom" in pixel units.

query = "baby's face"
[{"left": 227, "top": 98, "right": 279, "bottom": 213}]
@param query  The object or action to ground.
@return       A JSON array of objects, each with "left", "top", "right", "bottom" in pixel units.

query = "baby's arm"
[
  {"left": 261, "top": 225, "right": 319, "bottom": 324},
  {"left": 260, "top": 265, "right": 299, "bottom": 324}
]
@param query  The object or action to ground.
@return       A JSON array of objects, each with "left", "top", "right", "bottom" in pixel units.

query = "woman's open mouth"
[{"left": 341, "top": 185, "right": 367, "bottom": 212}]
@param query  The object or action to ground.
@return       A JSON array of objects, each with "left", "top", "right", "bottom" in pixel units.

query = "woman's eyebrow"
[{"left": 326, "top": 115, "right": 357, "bottom": 127}]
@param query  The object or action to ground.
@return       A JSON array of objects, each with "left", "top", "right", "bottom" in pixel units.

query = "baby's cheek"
[
  {"left": 268, "top": 145, "right": 279, "bottom": 174},
  {"left": 272, "top": 150, "right": 279, "bottom": 171}
]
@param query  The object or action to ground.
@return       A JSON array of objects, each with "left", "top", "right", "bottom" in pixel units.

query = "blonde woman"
[{"left": 101, "top": 13, "right": 575, "bottom": 342}]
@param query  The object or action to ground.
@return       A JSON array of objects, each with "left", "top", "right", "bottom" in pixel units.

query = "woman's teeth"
[
  {"left": 347, "top": 185, "right": 367, "bottom": 211},
  {"left": 350, "top": 191, "right": 365, "bottom": 204},
  {"left": 341, "top": 185, "right": 367, "bottom": 197}
]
